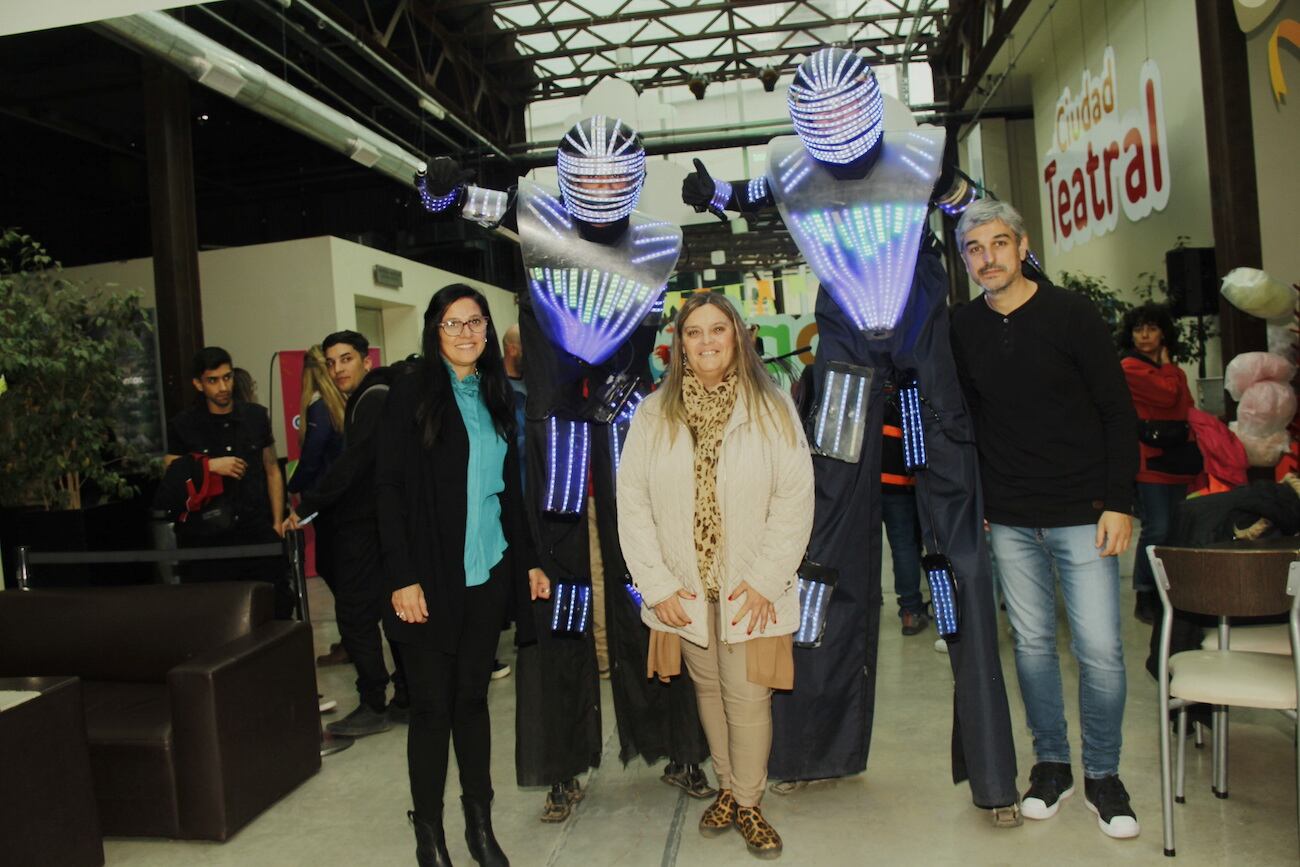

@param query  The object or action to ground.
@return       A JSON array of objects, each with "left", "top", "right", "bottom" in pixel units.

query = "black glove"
[
  {"left": 681, "top": 158, "right": 728, "bottom": 221},
  {"left": 418, "top": 156, "right": 475, "bottom": 197}
]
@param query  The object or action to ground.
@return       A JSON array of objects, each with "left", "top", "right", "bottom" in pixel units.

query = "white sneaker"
[
  {"left": 933, "top": 637, "right": 947, "bottom": 653},
  {"left": 318, "top": 695, "right": 338, "bottom": 713}
]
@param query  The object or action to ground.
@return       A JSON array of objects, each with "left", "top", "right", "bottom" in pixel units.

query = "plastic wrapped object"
[
  {"left": 1236, "top": 380, "right": 1298, "bottom": 437},
  {"left": 1224, "top": 351, "right": 1297, "bottom": 400},
  {"left": 794, "top": 560, "right": 837, "bottom": 648},
  {"left": 550, "top": 581, "right": 592, "bottom": 636},
  {"left": 810, "top": 362, "right": 873, "bottom": 463},
  {"left": 1221, "top": 267, "right": 1296, "bottom": 320},
  {"left": 1232, "top": 423, "right": 1292, "bottom": 468}
]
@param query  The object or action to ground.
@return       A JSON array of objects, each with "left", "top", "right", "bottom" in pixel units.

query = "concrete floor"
[{"left": 104, "top": 550, "right": 1299, "bottom": 866}]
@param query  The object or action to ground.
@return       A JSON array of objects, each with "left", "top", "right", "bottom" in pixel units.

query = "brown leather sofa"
[{"left": 0, "top": 582, "right": 320, "bottom": 841}]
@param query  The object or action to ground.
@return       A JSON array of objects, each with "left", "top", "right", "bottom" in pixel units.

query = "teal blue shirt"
[{"left": 446, "top": 361, "right": 508, "bottom": 586}]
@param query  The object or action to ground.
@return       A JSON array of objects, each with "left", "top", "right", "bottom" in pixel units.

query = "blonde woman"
[
  {"left": 617, "top": 293, "right": 814, "bottom": 860},
  {"left": 291, "top": 345, "right": 346, "bottom": 497}
]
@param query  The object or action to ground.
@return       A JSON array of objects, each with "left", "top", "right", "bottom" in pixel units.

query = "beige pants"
[
  {"left": 679, "top": 603, "right": 773, "bottom": 807},
  {"left": 588, "top": 496, "right": 609, "bottom": 673}
]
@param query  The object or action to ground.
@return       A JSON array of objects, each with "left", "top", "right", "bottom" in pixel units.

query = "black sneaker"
[
  {"left": 387, "top": 699, "right": 410, "bottom": 725},
  {"left": 1084, "top": 775, "right": 1140, "bottom": 839},
  {"left": 1021, "top": 761, "right": 1074, "bottom": 820},
  {"left": 901, "top": 609, "right": 930, "bottom": 636},
  {"left": 662, "top": 762, "right": 718, "bottom": 799},
  {"left": 326, "top": 703, "right": 392, "bottom": 737}
]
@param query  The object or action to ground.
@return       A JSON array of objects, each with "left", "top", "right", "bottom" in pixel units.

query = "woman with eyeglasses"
[{"left": 376, "top": 284, "right": 551, "bottom": 867}]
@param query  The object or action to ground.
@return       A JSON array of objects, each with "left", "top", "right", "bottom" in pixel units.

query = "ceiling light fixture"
[{"left": 688, "top": 74, "right": 708, "bottom": 101}]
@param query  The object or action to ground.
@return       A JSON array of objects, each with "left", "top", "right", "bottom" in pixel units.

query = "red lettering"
[
  {"left": 1124, "top": 128, "right": 1147, "bottom": 202},
  {"left": 1057, "top": 179, "right": 1073, "bottom": 238},
  {"left": 1102, "top": 142, "right": 1120, "bottom": 217},
  {"left": 1043, "top": 160, "right": 1059, "bottom": 242},
  {"left": 1072, "top": 168, "right": 1089, "bottom": 229},
  {"left": 1146, "top": 79, "right": 1163, "bottom": 193},
  {"left": 1085, "top": 144, "right": 1105, "bottom": 221}
]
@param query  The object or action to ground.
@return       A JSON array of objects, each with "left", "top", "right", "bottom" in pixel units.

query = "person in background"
[
  {"left": 618, "top": 293, "right": 814, "bottom": 859},
  {"left": 164, "top": 347, "right": 291, "bottom": 616},
  {"left": 285, "top": 331, "right": 412, "bottom": 738},
  {"left": 290, "top": 345, "right": 349, "bottom": 666},
  {"left": 950, "top": 199, "right": 1140, "bottom": 841},
  {"left": 376, "top": 286, "right": 549, "bottom": 867},
  {"left": 880, "top": 384, "right": 929, "bottom": 635},
  {"left": 1119, "top": 303, "right": 1198, "bottom": 625}
]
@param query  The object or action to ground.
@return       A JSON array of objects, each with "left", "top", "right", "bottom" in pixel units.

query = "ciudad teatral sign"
[{"left": 1042, "top": 46, "right": 1170, "bottom": 252}]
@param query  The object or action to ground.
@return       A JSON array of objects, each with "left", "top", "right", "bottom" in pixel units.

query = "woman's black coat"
[{"left": 375, "top": 367, "right": 538, "bottom": 650}]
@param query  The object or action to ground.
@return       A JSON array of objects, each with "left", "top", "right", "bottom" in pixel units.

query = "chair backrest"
[
  {"left": 1150, "top": 545, "right": 1300, "bottom": 618},
  {"left": 0, "top": 582, "right": 273, "bottom": 683}
]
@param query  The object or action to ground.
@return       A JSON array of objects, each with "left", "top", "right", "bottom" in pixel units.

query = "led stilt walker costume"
[
  {"left": 417, "top": 117, "right": 708, "bottom": 792},
  {"left": 682, "top": 48, "right": 1018, "bottom": 814}
]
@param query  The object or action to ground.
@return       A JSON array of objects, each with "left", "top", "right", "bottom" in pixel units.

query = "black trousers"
[
  {"left": 177, "top": 524, "right": 295, "bottom": 619},
  {"left": 400, "top": 565, "right": 508, "bottom": 820},
  {"left": 330, "top": 518, "right": 406, "bottom": 710}
]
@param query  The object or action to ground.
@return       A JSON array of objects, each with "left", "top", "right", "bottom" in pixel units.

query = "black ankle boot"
[
  {"left": 462, "top": 795, "right": 509, "bottom": 866},
  {"left": 408, "top": 810, "right": 452, "bottom": 867}
]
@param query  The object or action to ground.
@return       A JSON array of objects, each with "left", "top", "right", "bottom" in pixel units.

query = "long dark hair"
[
  {"left": 415, "top": 284, "right": 516, "bottom": 449},
  {"left": 1119, "top": 302, "right": 1180, "bottom": 358}
]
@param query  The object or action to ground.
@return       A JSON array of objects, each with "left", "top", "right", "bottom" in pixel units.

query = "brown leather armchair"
[{"left": 0, "top": 582, "right": 321, "bottom": 841}]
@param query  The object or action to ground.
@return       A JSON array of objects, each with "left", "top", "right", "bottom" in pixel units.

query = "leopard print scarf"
[{"left": 683, "top": 368, "right": 738, "bottom": 603}]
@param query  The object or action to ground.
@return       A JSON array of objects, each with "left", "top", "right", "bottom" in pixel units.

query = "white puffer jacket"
[{"left": 616, "top": 386, "right": 814, "bottom": 648}]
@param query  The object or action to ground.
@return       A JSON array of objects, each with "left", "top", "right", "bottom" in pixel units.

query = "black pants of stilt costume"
[
  {"left": 513, "top": 293, "right": 708, "bottom": 783},
  {"left": 401, "top": 565, "right": 508, "bottom": 820},
  {"left": 591, "top": 426, "right": 709, "bottom": 768},
  {"left": 770, "top": 252, "right": 1019, "bottom": 809}
]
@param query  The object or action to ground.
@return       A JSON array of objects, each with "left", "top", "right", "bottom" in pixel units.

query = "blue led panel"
[
  {"left": 543, "top": 416, "right": 590, "bottom": 515},
  {"left": 812, "top": 361, "right": 872, "bottom": 463},
  {"left": 550, "top": 581, "right": 592, "bottom": 636}
]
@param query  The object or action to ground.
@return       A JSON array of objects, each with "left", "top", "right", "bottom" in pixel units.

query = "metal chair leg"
[
  {"left": 1176, "top": 707, "right": 1188, "bottom": 804},
  {"left": 1194, "top": 720, "right": 1204, "bottom": 749},
  {"left": 1161, "top": 688, "right": 1176, "bottom": 855},
  {"left": 1212, "top": 705, "right": 1229, "bottom": 799}
]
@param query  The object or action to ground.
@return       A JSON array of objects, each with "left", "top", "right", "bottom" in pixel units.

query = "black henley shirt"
[{"left": 949, "top": 277, "right": 1138, "bottom": 528}]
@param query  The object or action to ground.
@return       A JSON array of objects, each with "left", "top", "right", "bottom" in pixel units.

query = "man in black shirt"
[
  {"left": 949, "top": 200, "right": 1140, "bottom": 841},
  {"left": 165, "top": 347, "right": 290, "bottom": 615},
  {"left": 284, "top": 332, "right": 406, "bottom": 737}
]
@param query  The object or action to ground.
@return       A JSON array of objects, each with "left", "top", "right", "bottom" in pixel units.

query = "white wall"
[
  {"left": 64, "top": 237, "right": 512, "bottom": 454},
  {"left": 1246, "top": 0, "right": 1300, "bottom": 286}
]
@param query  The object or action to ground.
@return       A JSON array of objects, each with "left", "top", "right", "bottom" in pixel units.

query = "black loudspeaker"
[{"left": 1165, "top": 247, "right": 1219, "bottom": 317}]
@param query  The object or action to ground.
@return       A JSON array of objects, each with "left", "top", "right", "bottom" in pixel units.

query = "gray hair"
[{"left": 955, "top": 199, "right": 1028, "bottom": 247}]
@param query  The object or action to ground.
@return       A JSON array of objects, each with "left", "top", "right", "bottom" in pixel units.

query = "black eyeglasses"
[{"left": 438, "top": 316, "right": 490, "bottom": 335}]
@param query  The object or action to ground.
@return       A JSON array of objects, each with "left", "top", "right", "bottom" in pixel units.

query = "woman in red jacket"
[{"left": 1120, "top": 303, "right": 1199, "bottom": 624}]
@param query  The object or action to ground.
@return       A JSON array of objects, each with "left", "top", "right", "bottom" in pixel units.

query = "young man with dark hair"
[
  {"left": 284, "top": 330, "right": 409, "bottom": 736},
  {"left": 949, "top": 200, "right": 1141, "bottom": 840},
  {"left": 164, "top": 346, "right": 291, "bottom": 615}
]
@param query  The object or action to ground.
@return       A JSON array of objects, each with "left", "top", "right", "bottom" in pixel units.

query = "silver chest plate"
[
  {"left": 767, "top": 129, "right": 946, "bottom": 338},
  {"left": 517, "top": 179, "right": 681, "bottom": 366}
]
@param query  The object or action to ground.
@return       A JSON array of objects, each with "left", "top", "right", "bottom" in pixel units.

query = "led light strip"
[
  {"left": 899, "top": 380, "right": 927, "bottom": 471},
  {"left": 462, "top": 185, "right": 508, "bottom": 225},
  {"left": 530, "top": 266, "right": 659, "bottom": 363},
  {"left": 787, "top": 49, "right": 885, "bottom": 165},
  {"left": 709, "top": 178, "right": 733, "bottom": 213},
  {"left": 745, "top": 177, "right": 769, "bottom": 205},
  {"left": 795, "top": 577, "right": 831, "bottom": 645},
  {"left": 543, "top": 417, "right": 591, "bottom": 514},
  {"left": 416, "top": 174, "right": 460, "bottom": 213}
]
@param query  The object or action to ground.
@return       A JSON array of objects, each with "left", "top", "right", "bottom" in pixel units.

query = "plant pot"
[{"left": 0, "top": 484, "right": 157, "bottom": 589}]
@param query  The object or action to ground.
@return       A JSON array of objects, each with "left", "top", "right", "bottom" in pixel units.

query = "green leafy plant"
[
  {"left": 0, "top": 230, "right": 153, "bottom": 510},
  {"left": 1056, "top": 268, "right": 1217, "bottom": 367}
]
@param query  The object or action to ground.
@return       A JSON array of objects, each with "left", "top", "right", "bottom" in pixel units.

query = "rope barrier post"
[{"left": 15, "top": 546, "right": 31, "bottom": 591}]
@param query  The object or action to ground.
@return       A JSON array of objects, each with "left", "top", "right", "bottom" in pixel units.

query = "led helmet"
[
  {"left": 787, "top": 47, "right": 885, "bottom": 165},
  {"left": 556, "top": 116, "right": 647, "bottom": 224}
]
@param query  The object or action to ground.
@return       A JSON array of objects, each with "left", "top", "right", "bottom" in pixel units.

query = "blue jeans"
[
  {"left": 881, "top": 491, "right": 924, "bottom": 614},
  {"left": 1132, "top": 482, "right": 1187, "bottom": 592},
  {"left": 988, "top": 523, "right": 1126, "bottom": 779}
]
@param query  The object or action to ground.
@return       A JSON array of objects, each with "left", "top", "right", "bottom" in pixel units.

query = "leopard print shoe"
[
  {"left": 698, "top": 789, "right": 737, "bottom": 837},
  {"left": 734, "top": 804, "right": 783, "bottom": 859}
]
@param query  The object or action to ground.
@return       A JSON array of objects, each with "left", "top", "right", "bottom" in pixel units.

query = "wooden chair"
[{"left": 1149, "top": 545, "right": 1300, "bottom": 858}]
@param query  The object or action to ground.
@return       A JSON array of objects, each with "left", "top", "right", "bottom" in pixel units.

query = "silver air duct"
[{"left": 96, "top": 11, "right": 426, "bottom": 187}]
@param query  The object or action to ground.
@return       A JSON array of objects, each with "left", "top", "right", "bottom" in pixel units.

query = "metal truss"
[{"left": 453, "top": 0, "right": 949, "bottom": 99}]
